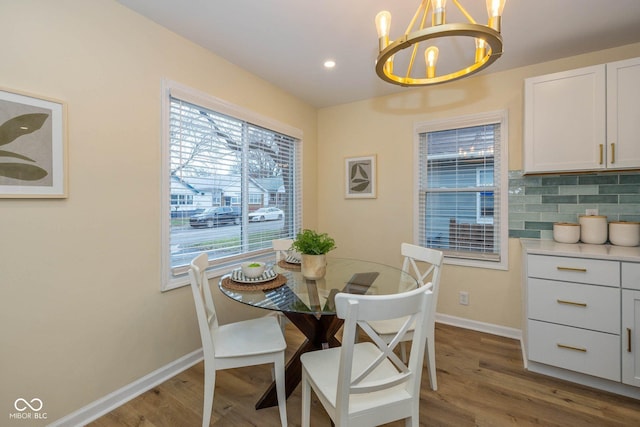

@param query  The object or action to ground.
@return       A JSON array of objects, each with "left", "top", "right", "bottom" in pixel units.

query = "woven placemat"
[
  {"left": 278, "top": 259, "right": 301, "bottom": 271},
  {"left": 222, "top": 273, "right": 287, "bottom": 291}
]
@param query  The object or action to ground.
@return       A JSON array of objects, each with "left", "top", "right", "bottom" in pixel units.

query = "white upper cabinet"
[
  {"left": 607, "top": 57, "right": 640, "bottom": 169},
  {"left": 524, "top": 57, "right": 640, "bottom": 174}
]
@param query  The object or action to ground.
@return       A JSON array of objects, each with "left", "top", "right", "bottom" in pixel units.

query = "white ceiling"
[{"left": 117, "top": 0, "right": 640, "bottom": 108}]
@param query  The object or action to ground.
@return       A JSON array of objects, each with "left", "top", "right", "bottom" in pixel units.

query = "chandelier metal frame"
[{"left": 375, "top": 0, "right": 505, "bottom": 87}]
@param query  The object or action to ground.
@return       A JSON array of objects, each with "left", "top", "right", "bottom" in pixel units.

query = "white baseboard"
[
  {"left": 48, "top": 349, "right": 203, "bottom": 427},
  {"left": 436, "top": 313, "right": 522, "bottom": 341}
]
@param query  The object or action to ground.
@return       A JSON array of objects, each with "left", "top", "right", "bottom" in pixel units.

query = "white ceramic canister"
[
  {"left": 609, "top": 221, "right": 640, "bottom": 247},
  {"left": 579, "top": 215, "right": 608, "bottom": 244},
  {"left": 553, "top": 222, "right": 580, "bottom": 244}
]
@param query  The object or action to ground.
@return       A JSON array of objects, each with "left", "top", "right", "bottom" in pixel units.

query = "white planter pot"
[{"left": 301, "top": 254, "right": 327, "bottom": 280}]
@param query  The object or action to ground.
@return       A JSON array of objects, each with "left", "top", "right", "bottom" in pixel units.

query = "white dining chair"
[
  {"left": 300, "top": 285, "right": 433, "bottom": 427},
  {"left": 367, "top": 243, "right": 444, "bottom": 390},
  {"left": 272, "top": 238, "right": 295, "bottom": 261},
  {"left": 188, "top": 253, "right": 288, "bottom": 427}
]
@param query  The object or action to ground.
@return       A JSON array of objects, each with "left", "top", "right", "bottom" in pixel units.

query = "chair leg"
[
  {"left": 274, "top": 353, "right": 288, "bottom": 427},
  {"left": 404, "top": 409, "right": 419, "bottom": 427},
  {"left": 426, "top": 335, "right": 437, "bottom": 390},
  {"left": 301, "top": 369, "right": 311, "bottom": 427},
  {"left": 202, "top": 364, "right": 216, "bottom": 427}
]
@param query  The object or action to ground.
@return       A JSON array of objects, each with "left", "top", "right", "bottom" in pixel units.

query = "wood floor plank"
[{"left": 87, "top": 323, "right": 640, "bottom": 426}]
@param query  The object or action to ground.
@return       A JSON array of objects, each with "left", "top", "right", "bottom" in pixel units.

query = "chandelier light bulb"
[
  {"left": 375, "top": 11, "right": 392, "bottom": 51},
  {"left": 425, "top": 46, "right": 439, "bottom": 78},
  {"left": 475, "top": 38, "right": 487, "bottom": 63},
  {"left": 486, "top": 0, "right": 506, "bottom": 17},
  {"left": 486, "top": 0, "right": 506, "bottom": 31},
  {"left": 432, "top": 0, "right": 447, "bottom": 26},
  {"left": 433, "top": 0, "right": 448, "bottom": 13}
]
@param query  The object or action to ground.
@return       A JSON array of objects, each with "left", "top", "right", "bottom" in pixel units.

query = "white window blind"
[
  {"left": 415, "top": 111, "right": 508, "bottom": 269},
  {"left": 162, "top": 82, "right": 302, "bottom": 289}
]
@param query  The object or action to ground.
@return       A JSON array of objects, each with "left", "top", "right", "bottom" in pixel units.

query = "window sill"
[{"left": 444, "top": 256, "right": 508, "bottom": 271}]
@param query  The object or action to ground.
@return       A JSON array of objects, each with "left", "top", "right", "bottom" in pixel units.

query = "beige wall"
[
  {"left": 2, "top": 0, "right": 640, "bottom": 423},
  {"left": 0, "top": 1, "right": 317, "bottom": 423},
  {"left": 317, "top": 43, "right": 640, "bottom": 329}
]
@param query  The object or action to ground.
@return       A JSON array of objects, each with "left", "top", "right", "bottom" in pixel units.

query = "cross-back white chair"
[
  {"left": 300, "top": 286, "right": 433, "bottom": 427},
  {"left": 367, "top": 243, "right": 444, "bottom": 390},
  {"left": 272, "top": 238, "right": 294, "bottom": 261},
  {"left": 188, "top": 253, "right": 288, "bottom": 427}
]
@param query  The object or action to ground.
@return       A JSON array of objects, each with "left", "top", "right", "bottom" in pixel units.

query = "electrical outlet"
[
  {"left": 586, "top": 208, "right": 598, "bottom": 216},
  {"left": 459, "top": 291, "right": 469, "bottom": 306}
]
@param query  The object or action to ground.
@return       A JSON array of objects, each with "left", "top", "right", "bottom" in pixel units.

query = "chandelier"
[{"left": 375, "top": 0, "right": 506, "bottom": 86}]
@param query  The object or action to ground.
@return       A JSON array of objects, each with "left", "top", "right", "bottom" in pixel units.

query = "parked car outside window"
[
  {"left": 189, "top": 206, "right": 241, "bottom": 228},
  {"left": 248, "top": 207, "right": 284, "bottom": 222}
]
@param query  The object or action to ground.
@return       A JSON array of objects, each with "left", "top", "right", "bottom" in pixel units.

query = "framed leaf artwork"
[
  {"left": 0, "top": 88, "right": 67, "bottom": 198},
  {"left": 345, "top": 155, "right": 376, "bottom": 199}
]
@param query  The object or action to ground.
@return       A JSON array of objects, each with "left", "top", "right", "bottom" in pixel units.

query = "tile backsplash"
[{"left": 508, "top": 171, "right": 640, "bottom": 240}]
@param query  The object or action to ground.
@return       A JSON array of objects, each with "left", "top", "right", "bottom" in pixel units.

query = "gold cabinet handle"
[
  {"left": 628, "top": 328, "right": 632, "bottom": 353},
  {"left": 556, "top": 266, "right": 587, "bottom": 272},
  {"left": 611, "top": 143, "right": 616, "bottom": 164},
  {"left": 599, "top": 144, "right": 603, "bottom": 165},
  {"left": 557, "top": 343, "right": 587, "bottom": 352},
  {"left": 557, "top": 299, "right": 587, "bottom": 307}
]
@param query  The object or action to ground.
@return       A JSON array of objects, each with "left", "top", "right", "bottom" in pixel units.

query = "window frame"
[
  {"left": 413, "top": 110, "right": 508, "bottom": 271},
  {"left": 161, "top": 80, "right": 303, "bottom": 290}
]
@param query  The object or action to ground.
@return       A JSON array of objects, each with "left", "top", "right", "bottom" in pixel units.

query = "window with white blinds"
[
  {"left": 161, "top": 81, "right": 302, "bottom": 289},
  {"left": 415, "top": 111, "right": 508, "bottom": 270}
]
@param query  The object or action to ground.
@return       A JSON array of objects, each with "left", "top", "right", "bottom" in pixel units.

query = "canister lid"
[
  {"left": 554, "top": 222, "right": 579, "bottom": 226},
  {"left": 609, "top": 221, "right": 640, "bottom": 225},
  {"left": 578, "top": 215, "right": 607, "bottom": 218}
]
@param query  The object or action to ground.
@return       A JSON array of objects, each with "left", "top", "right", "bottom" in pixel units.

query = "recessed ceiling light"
[{"left": 324, "top": 60, "right": 336, "bottom": 69}]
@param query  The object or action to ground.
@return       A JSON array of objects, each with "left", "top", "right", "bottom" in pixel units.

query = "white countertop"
[{"left": 520, "top": 238, "right": 640, "bottom": 262}]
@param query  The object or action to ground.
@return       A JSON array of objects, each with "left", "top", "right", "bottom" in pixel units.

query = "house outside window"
[
  {"left": 476, "top": 167, "right": 494, "bottom": 225},
  {"left": 171, "top": 194, "right": 193, "bottom": 206},
  {"left": 162, "top": 81, "right": 302, "bottom": 290},
  {"left": 248, "top": 193, "right": 263, "bottom": 205},
  {"left": 415, "top": 111, "right": 508, "bottom": 270}
]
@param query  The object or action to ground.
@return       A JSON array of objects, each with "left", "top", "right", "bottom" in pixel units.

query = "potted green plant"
[{"left": 291, "top": 229, "right": 336, "bottom": 279}]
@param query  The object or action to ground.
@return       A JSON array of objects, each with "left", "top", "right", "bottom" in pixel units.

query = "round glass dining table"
[{"left": 218, "top": 257, "right": 418, "bottom": 409}]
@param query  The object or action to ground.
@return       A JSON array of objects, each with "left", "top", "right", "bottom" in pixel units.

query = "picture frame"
[
  {"left": 0, "top": 88, "right": 67, "bottom": 198},
  {"left": 345, "top": 155, "right": 376, "bottom": 199}
]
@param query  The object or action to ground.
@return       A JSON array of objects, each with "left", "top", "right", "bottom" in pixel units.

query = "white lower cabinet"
[
  {"left": 526, "top": 254, "right": 621, "bottom": 381},
  {"left": 622, "top": 290, "right": 640, "bottom": 386},
  {"left": 622, "top": 261, "right": 640, "bottom": 387},
  {"left": 528, "top": 278, "right": 620, "bottom": 334},
  {"left": 529, "top": 320, "right": 620, "bottom": 381},
  {"left": 522, "top": 241, "right": 640, "bottom": 399}
]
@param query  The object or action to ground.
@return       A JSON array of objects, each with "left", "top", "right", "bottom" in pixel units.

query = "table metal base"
[{"left": 255, "top": 311, "right": 343, "bottom": 409}]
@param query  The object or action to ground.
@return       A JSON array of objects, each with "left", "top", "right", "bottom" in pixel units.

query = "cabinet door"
[
  {"left": 607, "top": 57, "right": 640, "bottom": 169},
  {"left": 622, "top": 262, "right": 640, "bottom": 291},
  {"left": 524, "top": 65, "right": 606, "bottom": 173},
  {"left": 622, "top": 289, "right": 640, "bottom": 387}
]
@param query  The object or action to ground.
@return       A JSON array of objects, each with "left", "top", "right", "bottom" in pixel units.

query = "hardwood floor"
[{"left": 88, "top": 323, "right": 640, "bottom": 426}]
